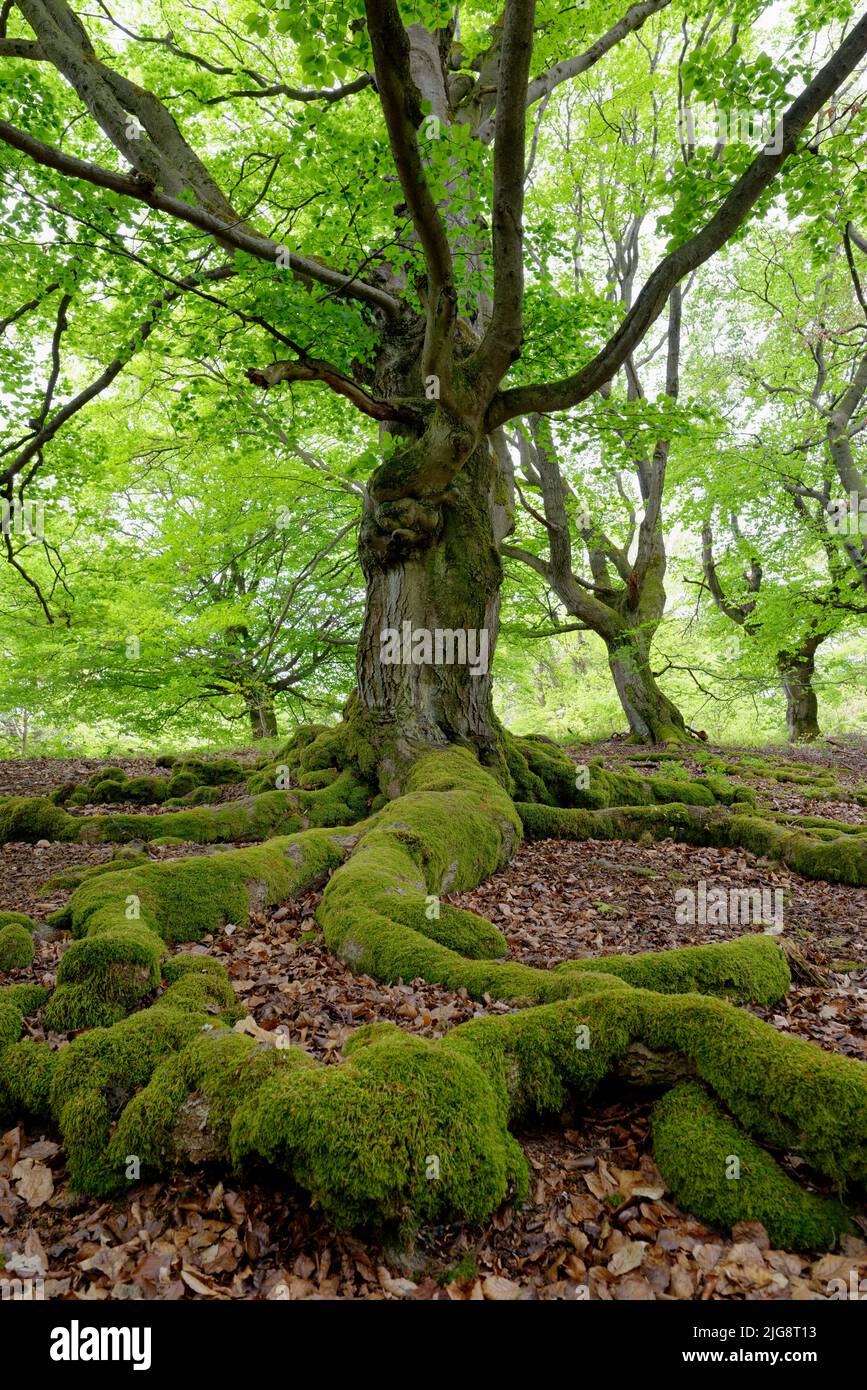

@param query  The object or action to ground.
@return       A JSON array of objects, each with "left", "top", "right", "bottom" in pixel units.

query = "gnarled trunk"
[
  {"left": 606, "top": 630, "right": 689, "bottom": 743},
  {"left": 357, "top": 436, "right": 505, "bottom": 757}
]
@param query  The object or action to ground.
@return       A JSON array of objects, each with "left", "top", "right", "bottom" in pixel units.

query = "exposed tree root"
[
  {"left": 44, "top": 828, "right": 356, "bottom": 1030},
  {"left": 1, "top": 724, "right": 865, "bottom": 1247},
  {"left": 517, "top": 801, "right": 867, "bottom": 886},
  {"left": 0, "top": 769, "right": 373, "bottom": 848},
  {"left": 652, "top": 1083, "right": 850, "bottom": 1251},
  {"left": 52, "top": 757, "right": 249, "bottom": 809}
]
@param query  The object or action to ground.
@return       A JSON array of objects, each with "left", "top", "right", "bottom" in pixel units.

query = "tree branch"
[
  {"left": 476, "top": 0, "right": 672, "bottom": 143},
  {"left": 202, "top": 74, "right": 374, "bottom": 107},
  {"left": 363, "top": 0, "right": 455, "bottom": 373},
  {"left": 472, "top": 0, "right": 537, "bottom": 399},
  {"left": 245, "top": 358, "right": 418, "bottom": 423},
  {"left": 0, "top": 119, "right": 401, "bottom": 317},
  {"left": 487, "top": 12, "right": 867, "bottom": 427}
]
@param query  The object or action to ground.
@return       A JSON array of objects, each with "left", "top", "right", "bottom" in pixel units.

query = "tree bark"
[
  {"left": 606, "top": 629, "right": 689, "bottom": 743},
  {"left": 357, "top": 433, "right": 506, "bottom": 756},
  {"left": 244, "top": 691, "right": 278, "bottom": 740},
  {"left": 777, "top": 637, "right": 822, "bottom": 742}
]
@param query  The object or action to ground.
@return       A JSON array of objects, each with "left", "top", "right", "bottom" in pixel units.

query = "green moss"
[
  {"left": 0, "top": 923, "right": 35, "bottom": 970},
  {"left": 505, "top": 734, "right": 575, "bottom": 805},
  {"left": 652, "top": 1083, "right": 851, "bottom": 1250},
  {"left": 517, "top": 801, "right": 867, "bottom": 887},
  {"left": 0, "top": 795, "right": 79, "bottom": 844},
  {"left": 0, "top": 788, "right": 327, "bottom": 851},
  {"left": 0, "top": 998, "right": 23, "bottom": 1049},
  {"left": 43, "top": 829, "right": 349, "bottom": 1029},
  {"left": 504, "top": 738, "right": 750, "bottom": 813},
  {"left": 104, "top": 950, "right": 866, "bottom": 1238},
  {"left": 247, "top": 718, "right": 378, "bottom": 797},
  {"left": 89, "top": 791, "right": 304, "bottom": 844},
  {"left": 0, "top": 1038, "right": 56, "bottom": 1122},
  {"left": 387, "top": 899, "right": 507, "bottom": 959},
  {"left": 109, "top": 1029, "right": 296, "bottom": 1178},
  {"left": 165, "top": 770, "right": 196, "bottom": 798},
  {"left": 555, "top": 935, "right": 790, "bottom": 1006},
  {"left": 3, "top": 982, "right": 49, "bottom": 1013},
  {"left": 72, "top": 775, "right": 370, "bottom": 847},
  {"left": 164, "top": 785, "right": 222, "bottom": 807},
  {"left": 160, "top": 953, "right": 246, "bottom": 1021},
  {"left": 620, "top": 989, "right": 867, "bottom": 1190},
  {"left": 230, "top": 1027, "right": 528, "bottom": 1233},
  {"left": 0, "top": 910, "right": 37, "bottom": 930},
  {"left": 89, "top": 778, "right": 134, "bottom": 802},
  {"left": 46, "top": 959, "right": 241, "bottom": 1193},
  {"left": 180, "top": 758, "right": 246, "bottom": 787},
  {"left": 42, "top": 852, "right": 150, "bottom": 894},
  {"left": 45, "top": 923, "right": 165, "bottom": 1030},
  {"left": 88, "top": 766, "right": 127, "bottom": 784},
  {"left": 298, "top": 767, "right": 339, "bottom": 790},
  {"left": 124, "top": 777, "right": 169, "bottom": 803},
  {"left": 6, "top": 732, "right": 863, "bottom": 1243}
]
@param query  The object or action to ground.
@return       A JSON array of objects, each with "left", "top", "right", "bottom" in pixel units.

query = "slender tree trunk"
[
  {"left": 605, "top": 630, "right": 689, "bottom": 743},
  {"left": 777, "top": 638, "right": 822, "bottom": 742}
]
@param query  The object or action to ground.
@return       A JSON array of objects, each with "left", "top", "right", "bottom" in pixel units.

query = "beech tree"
[
  {"left": 684, "top": 223, "right": 867, "bottom": 739},
  {"left": 2, "top": 0, "right": 866, "bottom": 752},
  {"left": 2, "top": 0, "right": 867, "bottom": 1251}
]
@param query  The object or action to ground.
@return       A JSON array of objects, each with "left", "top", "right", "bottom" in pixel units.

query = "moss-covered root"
[
  {"left": 44, "top": 828, "right": 353, "bottom": 1030},
  {"left": 505, "top": 734, "right": 750, "bottom": 811},
  {"left": 107, "top": 976, "right": 867, "bottom": 1240},
  {"left": 111, "top": 1023, "right": 528, "bottom": 1232},
  {"left": 0, "top": 796, "right": 80, "bottom": 844},
  {"left": 0, "top": 956, "right": 242, "bottom": 1191},
  {"left": 245, "top": 718, "right": 379, "bottom": 795},
  {"left": 652, "top": 1083, "right": 851, "bottom": 1251},
  {"left": 517, "top": 801, "right": 867, "bottom": 887},
  {"left": 0, "top": 982, "right": 50, "bottom": 1050},
  {"left": 318, "top": 750, "right": 789, "bottom": 1006},
  {"left": 0, "top": 769, "right": 373, "bottom": 848}
]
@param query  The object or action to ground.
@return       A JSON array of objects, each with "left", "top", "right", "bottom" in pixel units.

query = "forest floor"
[{"left": 1, "top": 738, "right": 866, "bottom": 1301}]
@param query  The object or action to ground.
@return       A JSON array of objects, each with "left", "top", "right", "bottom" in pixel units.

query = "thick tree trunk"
[
  {"left": 357, "top": 436, "right": 505, "bottom": 756},
  {"left": 777, "top": 641, "right": 822, "bottom": 742},
  {"left": 606, "top": 631, "right": 689, "bottom": 743},
  {"left": 244, "top": 691, "right": 278, "bottom": 740}
]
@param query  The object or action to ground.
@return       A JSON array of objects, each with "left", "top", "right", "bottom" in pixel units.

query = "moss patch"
[
  {"left": 652, "top": 1082, "right": 851, "bottom": 1250},
  {"left": 0, "top": 922, "right": 35, "bottom": 971}
]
